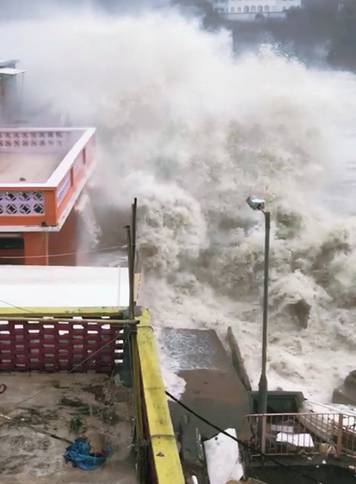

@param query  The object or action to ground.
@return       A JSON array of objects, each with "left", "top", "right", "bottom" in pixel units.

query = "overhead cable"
[{"left": 0, "top": 243, "right": 125, "bottom": 260}]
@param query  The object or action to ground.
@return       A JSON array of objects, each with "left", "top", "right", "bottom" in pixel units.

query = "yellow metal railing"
[{"left": 135, "top": 310, "right": 185, "bottom": 484}]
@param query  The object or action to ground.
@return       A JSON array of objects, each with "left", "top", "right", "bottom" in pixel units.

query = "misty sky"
[{"left": 0, "top": 0, "right": 171, "bottom": 19}]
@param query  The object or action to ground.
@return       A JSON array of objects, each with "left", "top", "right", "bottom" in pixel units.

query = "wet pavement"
[{"left": 159, "top": 328, "right": 251, "bottom": 440}]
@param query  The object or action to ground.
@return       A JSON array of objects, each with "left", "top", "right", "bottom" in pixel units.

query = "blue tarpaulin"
[{"left": 64, "top": 438, "right": 110, "bottom": 471}]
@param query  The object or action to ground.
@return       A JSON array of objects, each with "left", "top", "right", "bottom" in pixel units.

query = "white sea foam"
[{"left": 2, "top": 9, "right": 356, "bottom": 402}]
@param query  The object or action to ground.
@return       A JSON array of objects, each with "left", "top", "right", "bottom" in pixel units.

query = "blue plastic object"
[{"left": 64, "top": 437, "right": 110, "bottom": 471}]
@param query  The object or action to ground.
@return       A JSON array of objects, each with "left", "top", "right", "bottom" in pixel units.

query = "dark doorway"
[{"left": 0, "top": 234, "right": 24, "bottom": 264}]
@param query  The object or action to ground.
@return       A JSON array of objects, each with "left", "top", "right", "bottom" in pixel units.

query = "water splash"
[{"left": 2, "top": 10, "right": 356, "bottom": 402}]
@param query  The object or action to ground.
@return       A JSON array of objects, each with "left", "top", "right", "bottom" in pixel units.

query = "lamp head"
[{"left": 246, "top": 196, "right": 265, "bottom": 211}]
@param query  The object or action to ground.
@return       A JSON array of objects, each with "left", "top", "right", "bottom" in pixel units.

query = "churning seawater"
[{"left": 2, "top": 8, "right": 356, "bottom": 402}]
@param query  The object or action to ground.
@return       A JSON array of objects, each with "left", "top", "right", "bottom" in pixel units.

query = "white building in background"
[{"left": 212, "top": 0, "right": 302, "bottom": 21}]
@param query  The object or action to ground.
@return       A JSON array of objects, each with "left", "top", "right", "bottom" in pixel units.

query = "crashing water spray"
[{"left": 2, "top": 8, "right": 356, "bottom": 402}]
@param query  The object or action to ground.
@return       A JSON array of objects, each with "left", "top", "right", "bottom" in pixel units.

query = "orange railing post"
[{"left": 44, "top": 190, "right": 57, "bottom": 226}]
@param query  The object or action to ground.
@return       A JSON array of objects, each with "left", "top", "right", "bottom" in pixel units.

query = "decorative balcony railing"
[
  {"left": 0, "top": 191, "right": 45, "bottom": 215},
  {"left": 0, "top": 130, "right": 72, "bottom": 151}
]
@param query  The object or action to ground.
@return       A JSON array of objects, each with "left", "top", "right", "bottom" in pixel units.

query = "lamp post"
[{"left": 246, "top": 196, "right": 270, "bottom": 416}]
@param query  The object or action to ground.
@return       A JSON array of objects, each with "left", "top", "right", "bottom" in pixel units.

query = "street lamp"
[{"left": 246, "top": 196, "right": 270, "bottom": 417}]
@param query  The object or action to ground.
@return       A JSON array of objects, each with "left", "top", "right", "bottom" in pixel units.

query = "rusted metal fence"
[
  {"left": 0, "top": 317, "right": 135, "bottom": 373},
  {"left": 246, "top": 412, "right": 356, "bottom": 458}
]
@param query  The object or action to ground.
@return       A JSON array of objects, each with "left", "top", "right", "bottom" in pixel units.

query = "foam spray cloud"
[{"left": 2, "top": 8, "right": 356, "bottom": 401}]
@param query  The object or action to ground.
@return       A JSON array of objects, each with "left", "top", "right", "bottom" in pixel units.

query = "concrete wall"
[
  {"left": 48, "top": 208, "right": 80, "bottom": 266},
  {"left": 0, "top": 207, "right": 81, "bottom": 266}
]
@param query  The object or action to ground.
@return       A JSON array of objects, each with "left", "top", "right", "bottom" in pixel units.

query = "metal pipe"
[
  {"left": 125, "top": 224, "right": 134, "bottom": 320},
  {"left": 132, "top": 197, "right": 137, "bottom": 273},
  {"left": 130, "top": 198, "right": 137, "bottom": 317},
  {"left": 336, "top": 413, "right": 344, "bottom": 457},
  {"left": 258, "top": 210, "right": 270, "bottom": 415},
  {"left": 246, "top": 197, "right": 270, "bottom": 417}
]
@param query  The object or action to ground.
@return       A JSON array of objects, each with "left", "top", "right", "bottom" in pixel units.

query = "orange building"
[{"left": 0, "top": 127, "right": 95, "bottom": 265}]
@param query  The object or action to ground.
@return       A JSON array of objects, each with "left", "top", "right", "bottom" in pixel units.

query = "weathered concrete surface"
[
  {"left": 159, "top": 328, "right": 251, "bottom": 440},
  {"left": 0, "top": 373, "right": 136, "bottom": 484},
  {"left": 158, "top": 328, "right": 251, "bottom": 482},
  {"left": 227, "top": 326, "right": 252, "bottom": 391},
  {"left": 0, "top": 152, "right": 63, "bottom": 183}
]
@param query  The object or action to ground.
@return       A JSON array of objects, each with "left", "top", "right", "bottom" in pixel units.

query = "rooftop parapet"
[{"left": 0, "top": 127, "right": 95, "bottom": 231}]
